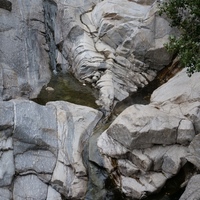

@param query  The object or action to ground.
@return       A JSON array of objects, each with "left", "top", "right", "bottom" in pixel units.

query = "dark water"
[{"left": 33, "top": 73, "right": 99, "bottom": 108}]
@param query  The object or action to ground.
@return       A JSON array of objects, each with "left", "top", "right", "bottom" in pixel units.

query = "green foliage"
[{"left": 159, "top": 0, "right": 200, "bottom": 75}]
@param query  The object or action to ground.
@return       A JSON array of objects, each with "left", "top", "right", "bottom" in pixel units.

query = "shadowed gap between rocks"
[
  {"left": 43, "top": 0, "right": 57, "bottom": 71},
  {"left": 0, "top": 0, "right": 12, "bottom": 11}
]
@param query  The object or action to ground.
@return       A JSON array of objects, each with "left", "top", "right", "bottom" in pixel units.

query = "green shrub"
[{"left": 159, "top": 0, "right": 200, "bottom": 76}]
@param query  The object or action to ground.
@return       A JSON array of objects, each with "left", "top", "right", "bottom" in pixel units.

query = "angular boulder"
[
  {"left": 96, "top": 69, "right": 200, "bottom": 199},
  {"left": 0, "top": 99, "right": 102, "bottom": 199}
]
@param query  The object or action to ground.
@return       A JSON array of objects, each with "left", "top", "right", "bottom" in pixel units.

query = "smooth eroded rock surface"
[
  {"left": 52, "top": 0, "right": 175, "bottom": 113},
  {"left": 0, "top": 99, "right": 102, "bottom": 199},
  {"left": 0, "top": 0, "right": 51, "bottom": 100}
]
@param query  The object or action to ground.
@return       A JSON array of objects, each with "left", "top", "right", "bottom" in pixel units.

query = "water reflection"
[{"left": 33, "top": 73, "right": 99, "bottom": 108}]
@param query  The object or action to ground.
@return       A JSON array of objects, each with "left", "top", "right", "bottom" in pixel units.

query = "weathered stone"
[
  {"left": 185, "top": 103, "right": 200, "bottom": 133},
  {"left": 56, "top": 50, "right": 69, "bottom": 73},
  {"left": 129, "top": 149, "right": 152, "bottom": 171},
  {"left": 144, "top": 146, "right": 171, "bottom": 172},
  {"left": 118, "top": 159, "right": 139, "bottom": 177},
  {"left": 13, "top": 175, "right": 48, "bottom": 200},
  {"left": 96, "top": 70, "right": 115, "bottom": 114},
  {"left": 97, "top": 131, "right": 128, "bottom": 159},
  {"left": 151, "top": 69, "right": 200, "bottom": 105},
  {"left": 47, "top": 186, "right": 62, "bottom": 200},
  {"left": 0, "top": 99, "right": 103, "bottom": 199},
  {"left": 0, "top": 0, "right": 51, "bottom": 100},
  {"left": 0, "top": 150, "right": 15, "bottom": 187},
  {"left": 151, "top": 101, "right": 200, "bottom": 134},
  {"left": 0, "top": 101, "right": 14, "bottom": 137},
  {"left": 0, "top": 137, "right": 12, "bottom": 151},
  {"left": 161, "top": 145, "right": 188, "bottom": 175},
  {"left": 121, "top": 176, "right": 146, "bottom": 199},
  {"left": 13, "top": 100, "right": 58, "bottom": 155},
  {"left": 1, "top": 0, "right": 198, "bottom": 199},
  {"left": 0, "top": 188, "right": 12, "bottom": 200},
  {"left": 96, "top": 69, "right": 199, "bottom": 198},
  {"left": 187, "top": 134, "right": 200, "bottom": 170},
  {"left": 53, "top": 0, "right": 175, "bottom": 112},
  {"left": 106, "top": 104, "right": 180, "bottom": 149},
  {"left": 0, "top": 67, "right": 3, "bottom": 101},
  {"left": 179, "top": 175, "right": 200, "bottom": 200},
  {"left": 15, "top": 150, "right": 57, "bottom": 174},
  {"left": 120, "top": 172, "right": 167, "bottom": 199},
  {"left": 49, "top": 101, "right": 102, "bottom": 199},
  {"left": 177, "top": 120, "right": 195, "bottom": 145}
]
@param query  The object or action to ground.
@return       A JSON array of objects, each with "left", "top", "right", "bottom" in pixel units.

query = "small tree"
[{"left": 159, "top": 0, "right": 200, "bottom": 76}]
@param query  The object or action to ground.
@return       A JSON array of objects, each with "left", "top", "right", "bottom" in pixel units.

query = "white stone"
[
  {"left": 177, "top": 120, "right": 195, "bottom": 145},
  {"left": 187, "top": 134, "right": 200, "bottom": 170},
  {"left": 47, "top": 186, "right": 62, "bottom": 200}
]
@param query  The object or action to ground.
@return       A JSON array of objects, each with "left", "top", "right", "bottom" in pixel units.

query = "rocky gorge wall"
[
  {"left": 0, "top": 0, "right": 51, "bottom": 100},
  {"left": 1, "top": 0, "right": 176, "bottom": 112},
  {"left": 0, "top": 0, "right": 200, "bottom": 200},
  {"left": 53, "top": 0, "right": 176, "bottom": 114}
]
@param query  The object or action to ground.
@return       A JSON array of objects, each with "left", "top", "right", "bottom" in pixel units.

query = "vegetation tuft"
[{"left": 159, "top": 0, "right": 200, "bottom": 76}]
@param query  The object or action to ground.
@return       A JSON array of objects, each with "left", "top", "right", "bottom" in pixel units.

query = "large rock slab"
[
  {"left": 96, "top": 104, "right": 191, "bottom": 198},
  {"left": 151, "top": 69, "right": 200, "bottom": 105},
  {"left": 96, "top": 69, "right": 200, "bottom": 199},
  {"left": 13, "top": 175, "right": 48, "bottom": 200},
  {"left": 0, "top": 0, "right": 51, "bottom": 100},
  {"left": 0, "top": 99, "right": 102, "bottom": 199},
  {"left": 106, "top": 104, "right": 181, "bottom": 149},
  {"left": 53, "top": 0, "right": 175, "bottom": 113},
  {"left": 49, "top": 101, "right": 102, "bottom": 199},
  {"left": 179, "top": 175, "right": 200, "bottom": 200}
]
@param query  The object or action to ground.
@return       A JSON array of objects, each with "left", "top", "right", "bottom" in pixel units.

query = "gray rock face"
[
  {"left": 0, "top": 188, "right": 12, "bottom": 200},
  {"left": 151, "top": 69, "right": 200, "bottom": 105},
  {"left": 96, "top": 69, "right": 200, "bottom": 199},
  {"left": 151, "top": 69, "right": 200, "bottom": 133},
  {"left": 13, "top": 175, "right": 48, "bottom": 200},
  {"left": 0, "top": 100, "right": 102, "bottom": 199},
  {"left": 106, "top": 105, "right": 181, "bottom": 149},
  {"left": 1, "top": 0, "right": 174, "bottom": 111},
  {"left": 48, "top": 101, "right": 102, "bottom": 199},
  {"left": 0, "top": 0, "right": 51, "bottom": 100},
  {"left": 97, "top": 105, "right": 190, "bottom": 198},
  {"left": 179, "top": 175, "right": 200, "bottom": 200},
  {"left": 186, "top": 134, "right": 200, "bottom": 170},
  {"left": 1, "top": 0, "right": 199, "bottom": 199},
  {"left": 52, "top": 0, "right": 175, "bottom": 113}
]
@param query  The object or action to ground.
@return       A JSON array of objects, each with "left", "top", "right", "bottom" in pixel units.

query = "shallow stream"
[{"left": 33, "top": 72, "right": 99, "bottom": 108}]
